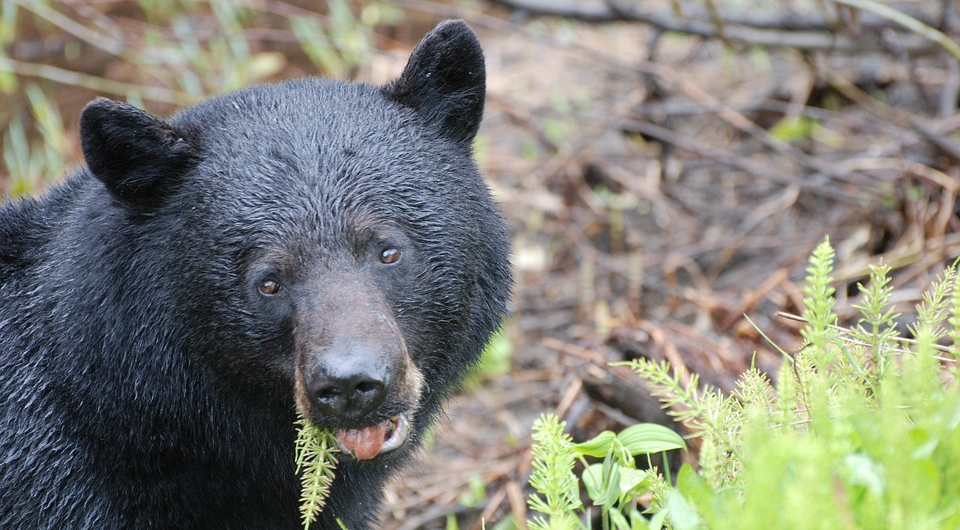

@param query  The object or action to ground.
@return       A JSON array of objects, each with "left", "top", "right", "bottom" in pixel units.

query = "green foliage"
[
  {"left": 527, "top": 236, "right": 960, "bottom": 530},
  {"left": 624, "top": 358, "right": 740, "bottom": 489},
  {"left": 573, "top": 424, "right": 686, "bottom": 459},
  {"left": 527, "top": 414, "right": 582, "bottom": 530},
  {"left": 575, "top": 424, "right": 684, "bottom": 530},
  {"left": 671, "top": 353, "right": 960, "bottom": 530},
  {"left": 294, "top": 414, "right": 339, "bottom": 530},
  {"left": 850, "top": 261, "right": 899, "bottom": 381},
  {"left": 458, "top": 475, "right": 489, "bottom": 508},
  {"left": 768, "top": 116, "right": 815, "bottom": 144},
  {"left": 949, "top": 260, "right": 960, "bottom": 359},
  {"left": 800, "top": 237, "right": 837, "bottom": 358},
  {"left": 526, "top": 414, "right": 685, "bottom": 530},
  {"left": 290, "top": 0, "right": 379, "bottom": 80},
  {"left": 2, "top": 82, "right": 67, "bottom": 198},
  {"left": 651, "top": 236, "right": 960, "bottom": 529},
  {"left": 768, "top": 116, "right": 843, "bottom": 148}
]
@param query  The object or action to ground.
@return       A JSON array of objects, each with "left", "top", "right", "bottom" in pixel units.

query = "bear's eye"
[
  {"left": 380, "top": 248, "right": 401, "bottom": 265},
  {"left": 258, "top": 280, "right": 281, "bottom": 296}
]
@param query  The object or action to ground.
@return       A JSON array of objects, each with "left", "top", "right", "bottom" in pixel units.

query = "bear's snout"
[
  {"left": 292, "top": 282, "right": 423, "bottom": 432},
  {"left": 306, "top": 339, "right": 395, "bottom": 419}
]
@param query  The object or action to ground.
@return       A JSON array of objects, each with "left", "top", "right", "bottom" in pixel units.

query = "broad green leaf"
[
  {"left": 573, "top": 431, "right": 617, "bottom": 457},
  {"left": 582, "top": 463, "right": 605, "bottom": 503},
  {"left": 618, "top": 466, "right": 650, "bottom": 498},
  {"left": 617, "top": 424, "right": 686, "bottom": 455},
  {"left": 674, "top": 464, "right": 716, "bottom": 522},
  {"left": 647, "top": 509, "right": 667, "bottom": 530}
]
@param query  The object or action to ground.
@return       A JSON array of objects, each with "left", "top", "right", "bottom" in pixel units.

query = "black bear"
[{"left": 0, "top": 19, "right": 510, "bottom": 530}]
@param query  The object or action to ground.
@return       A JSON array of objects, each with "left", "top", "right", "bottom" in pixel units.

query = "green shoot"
[
  {"left": 527, "top": 414, "right": 582, "bottom": 530},
  {"left": 294, "top": 413, "right": 339, "bottom": 530}
]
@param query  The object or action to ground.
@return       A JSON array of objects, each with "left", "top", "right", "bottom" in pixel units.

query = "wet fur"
[{"left": 0, "top": 20, "right": 510, "bottom": 530}]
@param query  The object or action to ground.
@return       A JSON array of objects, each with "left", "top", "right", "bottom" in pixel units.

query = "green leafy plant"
[
  {"left": 631, "top": 237, "right": 960, "bottom": 529},
  {"left": 527, "top": 414, "right": 582, "bottom": 530},
  {"left": 527, "top": 236, "right": 960, "bottom": 530},
  {"left": 294, "top": 414, "right": 340, "bottom": 530},
  {"left": 526, "top": 414, "right": 685, "bottom": 530}
]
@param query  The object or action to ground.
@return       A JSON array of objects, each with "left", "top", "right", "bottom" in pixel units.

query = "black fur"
[
  {"left": 80, "top": 97, "right": 201, "bottom": 203},
  {"left": 383, "top": 19, "right": 486, "bottom": 145},
  {"left": 0, "top": 20, "right": 510, "bottom": 530}
]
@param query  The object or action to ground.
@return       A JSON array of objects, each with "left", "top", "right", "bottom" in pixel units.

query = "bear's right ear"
[
  {"left": 382, "top": 19, "right": 485, "bottom": 145},
  {"left": 80, "top": 98, "right": 199, "bottom": 203}
]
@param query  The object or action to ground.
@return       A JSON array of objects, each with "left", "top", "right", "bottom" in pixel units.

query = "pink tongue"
[{"left": 337, "top": 423, "right": 387, "bottom": 460}]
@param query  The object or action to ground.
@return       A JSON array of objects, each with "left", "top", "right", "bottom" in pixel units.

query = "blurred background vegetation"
[
  {"left": 3, "top": 1, "right": 960, "bottom": 529},
  {"left": 0, "top": 0, "right": 420, "bottom": 195}
]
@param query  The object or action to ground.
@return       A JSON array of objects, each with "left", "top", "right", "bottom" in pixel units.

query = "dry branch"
[{"left": 488, "top": 0, "right": 944, "bottom": 53}]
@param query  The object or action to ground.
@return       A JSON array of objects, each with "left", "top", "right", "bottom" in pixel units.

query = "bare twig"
[
  {"left": 831, "top": 0, "right": 960, "bottom": 61},
  {"left": 620, "top": 119, "right": 862, "bottom": 202},
  {"left": 488, "top": 0, "right": 939, "bottom": 53}
]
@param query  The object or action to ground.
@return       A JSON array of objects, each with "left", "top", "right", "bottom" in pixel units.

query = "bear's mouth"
[{"left": 335, "top": 414, "right": 410, "bottom": 460}]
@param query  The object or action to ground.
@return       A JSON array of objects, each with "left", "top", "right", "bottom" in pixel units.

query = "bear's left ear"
[
  {"left": 80, "top": 98, "right": 199, "bottom": 204},
  {"left": 382, "top": 19, "right": 485, "bottom": 145}
]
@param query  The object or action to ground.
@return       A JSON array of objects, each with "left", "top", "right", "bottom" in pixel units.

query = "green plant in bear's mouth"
[{"left": 294, "top": 413, "right": 339, "bottom": 530}]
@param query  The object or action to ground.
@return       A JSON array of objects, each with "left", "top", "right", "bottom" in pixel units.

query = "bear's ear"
[
  {"left": 80, "top": 98, "right": 199, "bottom": 203},
  {"left": 382, "top": 19, "right": 485, "bottom": 144}
]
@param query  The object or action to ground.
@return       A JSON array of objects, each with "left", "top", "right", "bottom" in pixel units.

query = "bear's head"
[{"left": 76, "top": 20, "right": 510, "bottom": 462}]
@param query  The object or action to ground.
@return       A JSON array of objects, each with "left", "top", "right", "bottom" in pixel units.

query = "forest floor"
[{"left": 379, "top": 2, "right": 960, "bottom": 529}]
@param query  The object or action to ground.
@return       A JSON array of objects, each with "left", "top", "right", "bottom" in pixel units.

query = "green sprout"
[{"left": 294, "top": 413, "right": 340, "bottom": 530}]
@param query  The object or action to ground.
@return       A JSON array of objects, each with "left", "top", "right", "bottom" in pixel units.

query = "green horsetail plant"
[
  {"left": 800, "top": 237, "right": 838, "bottom": 365},
  {"left": 294, "top": 414, "right": 339, "bottom": 530},
  {"left": 622, "top": 358, "right": 741, "bottom": 490},
  {"left": 850, "top": 261, "right": 900, "bottom": 386},
  {"left": 527, "top": 414, "right": 582, "bottom": 530},
  {"left": 949, "top": 260, "right": 960, "bottom": 359},
  {"left": 909, "top": 264, "right": 956, "bottom": 361},
  {"left": 527, "top": 413, "right": 686, "bottom": 530},
  {"left": 628, "top": 237, "right": 960, "bottom": 529},
  {"left": 528, "top": 237, "right": 960, "bottom": 529}
]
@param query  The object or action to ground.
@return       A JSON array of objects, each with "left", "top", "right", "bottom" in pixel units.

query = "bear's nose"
[
  {"left": 310, "top": 373, "right": 387, "bottom": 418},
  {"left": 306, "top": 346, "right": 392, "bottom": 419}
]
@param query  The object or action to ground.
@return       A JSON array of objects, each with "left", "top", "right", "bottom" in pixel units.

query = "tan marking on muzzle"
[
  {"left": 381, "top": 311, "right": 424, "bottom": 410},
  {"left": 293, "top": 350, "right": 312, "bottom": 418},
  {"left": 399, "top": 351, "right": 424, "bottom": 409}
]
